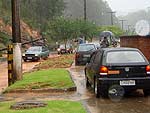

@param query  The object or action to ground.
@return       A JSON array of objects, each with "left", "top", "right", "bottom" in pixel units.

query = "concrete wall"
[{"left": 120, "top": 35, "right": 150, "bottom": 61}]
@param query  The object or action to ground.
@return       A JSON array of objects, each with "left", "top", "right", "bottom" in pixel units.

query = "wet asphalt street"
[
  {"left": 69, "top": 64, "right": 150, "bottom": 113},
  {"left": 1, "top": 60, "right": 150, "bottom": 113}
]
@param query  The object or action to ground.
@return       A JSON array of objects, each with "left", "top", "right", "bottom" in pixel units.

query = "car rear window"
[
  {"left": 106, "top": 51, "right": 146, "bottom": 64},
  {"left": 27, "top": 47, "right": 41, "bottom": 52},
  {"left": 78, "top": 44, "right": 95, "bottom": 51}
]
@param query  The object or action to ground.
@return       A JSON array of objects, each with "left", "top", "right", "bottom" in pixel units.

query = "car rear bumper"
[{"left": 98, "top": 77, "right": 150, "bottom": 90}]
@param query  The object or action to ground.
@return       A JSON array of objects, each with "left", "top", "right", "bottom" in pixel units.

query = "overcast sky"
[{"left": 105, "top": 0, "right": 150, "bottom": 16}]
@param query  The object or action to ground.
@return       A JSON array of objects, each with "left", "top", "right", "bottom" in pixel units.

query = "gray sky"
[{"left": 105, "top": 0, "right": 150, "bottom": 16}]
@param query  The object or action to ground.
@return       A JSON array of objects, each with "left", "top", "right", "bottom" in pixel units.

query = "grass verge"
[
  {"left": 5, "top": 69, "right": 75, "bottom": 92},
  {"left": 0, "top": 100, "right": 86, "bottom": 113}
]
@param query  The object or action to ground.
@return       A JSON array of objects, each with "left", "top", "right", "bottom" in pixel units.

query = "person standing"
[{"left": 101, "top": 37, "right": 109, "bottom": 48}]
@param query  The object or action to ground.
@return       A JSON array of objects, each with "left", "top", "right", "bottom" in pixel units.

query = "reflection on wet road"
[{"left": 70, "top": 64, "right": 150, "bottom": 113}]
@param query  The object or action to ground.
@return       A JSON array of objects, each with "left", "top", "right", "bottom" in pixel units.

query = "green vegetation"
[
  {"left": 37, "top": 54, "right": 74, "bottom": 69},
  {"left": 0, "top": 32, "right": 10, "bottom": 46},
  {"left": 0, "top": 100, "right": 86, "bottom": 113},
  {"left": 0, "top": 0, "right": 122, "bottom": 47},
  {"left": 48, "top": 18, "right": 98, "bottom": 44},
  {"left": 5, "top": 69, "right": 75, "bottom": 91}
]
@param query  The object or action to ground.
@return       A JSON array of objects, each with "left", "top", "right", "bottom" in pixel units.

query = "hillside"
[{"left": 0, "top": 18, "right": 41, "bottom": 49}]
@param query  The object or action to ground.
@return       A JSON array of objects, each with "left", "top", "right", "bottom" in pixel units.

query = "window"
[
  {"left": 78, "top": 44, "right": 95, "bottom": 51},
  {"left": 27, "top": 46, "right": 41, "bottom": 52},
  {"left": 106, "top": 51, "right": 145, "bottom": 64}
]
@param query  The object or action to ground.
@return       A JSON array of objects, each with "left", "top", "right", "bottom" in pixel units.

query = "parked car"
[
  {"left": 57, "top": 44, "right": 73, "bottom": 54},
  {"left": 22, "top": 46, "right": 49, "bottom": 62},
  {"left": 85, "top": 47, "right": 150, "bottom": 98},
  {"left": 75, "top": 43, "right": 97, "bottom": 65}
]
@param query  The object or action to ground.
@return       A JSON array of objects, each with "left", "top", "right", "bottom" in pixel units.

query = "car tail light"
[
  {"left": 100, "top": 66, "right": 108, "bottom": 76},
  {"left": 146, "top": 65, "right": 150, "bottom": 74}
]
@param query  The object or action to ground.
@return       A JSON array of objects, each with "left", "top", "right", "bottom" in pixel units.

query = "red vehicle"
[{"left": 57, "top": 44, "right": 73, "bottom": 54}]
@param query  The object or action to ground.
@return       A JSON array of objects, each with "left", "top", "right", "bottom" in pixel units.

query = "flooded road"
[{"left": 69, "top": 64, "right": 150, "bottom": 113}]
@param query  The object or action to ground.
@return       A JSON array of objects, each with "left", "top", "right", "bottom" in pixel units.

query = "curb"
[{"left": 4, "top": 87, "right": 76, "bottom": 93}]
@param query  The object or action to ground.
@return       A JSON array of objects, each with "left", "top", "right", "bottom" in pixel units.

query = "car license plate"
[
  {"left": 27, "top": 57, "right": 32, "bottom": 59},
  {"left": 108, "top": 70, "right": 120, "bottom": 74},
  {"left": 120, "top": 80, "right": 135, "bottom": 86},
  {"left": 84, "top": 54, "right": 90, "bottom": 57}
]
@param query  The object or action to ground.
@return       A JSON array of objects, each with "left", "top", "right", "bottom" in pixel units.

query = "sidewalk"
[
  {"left": 0, "top": 62, "right": 8, "bottom": 93},
  {"left": 0, "top": 61, "right": 39, "bottom": 94}
]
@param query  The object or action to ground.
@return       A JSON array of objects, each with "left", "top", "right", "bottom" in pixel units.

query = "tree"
[
  {"left": 77, "top": 20, "right": 98, "bottom": 41},
  {"left": 20, "top": 0, "right": 65, "bottom": 30},
  {"left": 47, "top": 18, "right": 98, "bottom": 46},
  {"left": 47, "top": 17, "right": 74, "bottom": 48}
]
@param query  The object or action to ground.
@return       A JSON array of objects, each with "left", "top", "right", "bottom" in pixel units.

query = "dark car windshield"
[
  {"left": 106, "top": 51, "right": 146, "bottom": 64},
  {"left": 78, "top": 44, "right": 95, "bottom": 52},
  {"left": 27, "top": 47, "right": 42, "bottom": 52}
]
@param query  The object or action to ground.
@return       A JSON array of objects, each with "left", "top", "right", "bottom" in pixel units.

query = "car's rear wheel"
[
  {"left": 85, "top": 70, "right": 90, "bottom": 88},
  {"left": 94, "top": 77, "right": 100, "bottom": 98},
  {"left": 143, "top": 89, "right": 150, "bottom": 96}
]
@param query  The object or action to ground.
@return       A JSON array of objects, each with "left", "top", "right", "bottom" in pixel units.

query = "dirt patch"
[{"left": 34, "top": 54, "right": 74, "bottom": 69}]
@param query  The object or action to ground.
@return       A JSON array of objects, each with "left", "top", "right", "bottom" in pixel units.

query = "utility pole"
[
  {"left": 83, "top": 0, "right": 87, "bottom": 42},
  {"left": 119, "top": 20, "right": 127, "bottom": 30},
  {"left": 107, "top": 11, "right": 116, "bottom": 25},
  {"left": 11, "top": 0, "right": 22, "bottom": 81},
  {"left": 84, "top": 0, "right": 87, "bottom": 21}
]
